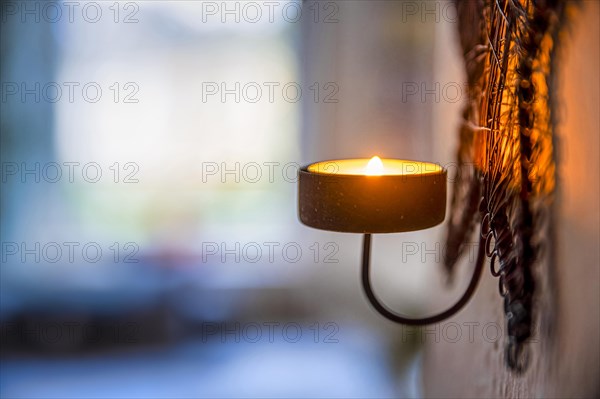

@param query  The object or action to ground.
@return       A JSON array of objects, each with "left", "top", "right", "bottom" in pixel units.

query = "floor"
[{"left": 1, "top": 324, "right": 420, "bottom": 398}]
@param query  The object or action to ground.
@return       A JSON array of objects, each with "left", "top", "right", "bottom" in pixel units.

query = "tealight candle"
[
  {"left": 307, "top": 156, "right": 444, "bottom": 177},
  {"left": 299, "top": 156, "right": 447, "bottom": 233}
]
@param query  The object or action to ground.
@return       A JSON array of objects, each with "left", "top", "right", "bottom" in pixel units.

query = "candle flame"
[{"left": 365, "top": 156, "right": 384, "bottom": 176}]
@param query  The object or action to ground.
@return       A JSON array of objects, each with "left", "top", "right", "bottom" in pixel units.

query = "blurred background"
[{"left": 2, "top": 0, "right": 579, "bottom": 397}]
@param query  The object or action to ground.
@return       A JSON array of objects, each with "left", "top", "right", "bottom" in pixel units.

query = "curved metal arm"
[{"left": 361, "top": 233, "right": 485, "bottom": 325}]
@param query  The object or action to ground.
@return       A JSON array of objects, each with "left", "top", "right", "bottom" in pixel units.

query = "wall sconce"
[{"left": 298, "top": 156, "right": 485, "bottom": 325}]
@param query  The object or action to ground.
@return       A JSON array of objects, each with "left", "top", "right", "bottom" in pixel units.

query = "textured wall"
[{"left": 423, "top": 2, "right": 599, "bottom": 397}]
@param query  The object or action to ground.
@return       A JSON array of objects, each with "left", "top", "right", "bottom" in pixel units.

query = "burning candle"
[
  {"left": 307, "top": 156, "right": 443, "bottom": 177},
  {"left": 299, "top": 156, "right": 447, "bottom": 233}
]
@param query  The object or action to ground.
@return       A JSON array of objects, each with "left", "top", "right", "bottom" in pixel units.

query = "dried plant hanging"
[{"left": 445, "top": 0, "right": 570, "bottom": 372}]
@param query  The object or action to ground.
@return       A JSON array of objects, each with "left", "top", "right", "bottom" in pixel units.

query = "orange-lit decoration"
[{"left": 445, "top": 0, "right": 571, "bottom": 372}]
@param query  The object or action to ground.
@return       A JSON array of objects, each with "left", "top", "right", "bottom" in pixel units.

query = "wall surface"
[{"left": 424, "top": 2, "right": 600, "bottom": 398}]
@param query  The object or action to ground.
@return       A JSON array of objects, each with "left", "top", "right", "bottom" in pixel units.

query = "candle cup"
[{"left": 298, "top": 159, "right": 447, "bottom": 233}]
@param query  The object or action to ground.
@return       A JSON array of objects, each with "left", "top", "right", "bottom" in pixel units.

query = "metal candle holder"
[{"left": 298, "top": 157, "right": 485, "bottom": 325}]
